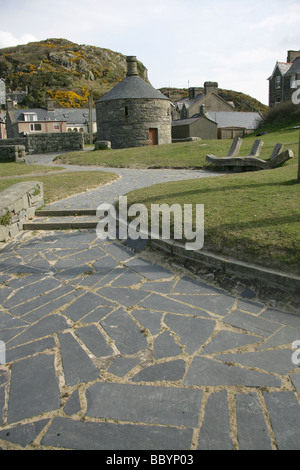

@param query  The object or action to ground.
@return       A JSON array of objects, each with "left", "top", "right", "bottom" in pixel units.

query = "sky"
[{"left": 0, "top": 0, "right": 300, "bottom": 105}]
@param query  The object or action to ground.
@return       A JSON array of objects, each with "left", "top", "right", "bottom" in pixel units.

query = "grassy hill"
[
  {"left": 159, "top": 87, "right": 268, "bottom": 114},
  {"left": 1, "top": 38, "right": 268, "bottom": 113},
  {"left": 0, "top": 38, "right": 148, "bottom": 108}
]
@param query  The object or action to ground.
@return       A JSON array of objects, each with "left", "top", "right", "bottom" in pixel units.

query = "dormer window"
[{"left": 23, "top": 112, "right": 38, "bottom": 122}]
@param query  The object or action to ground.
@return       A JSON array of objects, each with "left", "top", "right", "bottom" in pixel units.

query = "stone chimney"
[
  {"left": 126, "top": 56, "right": 139, "bottom": 77},
  {"left": 199, "top": 104, "right": 206, "bottom": 116},
  {"left": 6, "top": 98, "right": 14, "bottom": 110},
  {"left": 46, "top": 98, "right": 55, "bottom": 111},
  {"left": 189, "top": 87, "right": 202, "bottom": 99},
  {"left": 204, "top": 81, "right": 218, "bottom": 95},
  {"left": 287, "top": 50, "right": 300, "bottom": 63}
]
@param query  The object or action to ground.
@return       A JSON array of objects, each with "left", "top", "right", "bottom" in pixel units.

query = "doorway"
[{"left": 149, "top": 128, "right": 158, "bottom": 146}]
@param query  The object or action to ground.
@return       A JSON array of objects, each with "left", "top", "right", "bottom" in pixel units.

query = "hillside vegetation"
[
  {"left": 1, "top": 38, "right": 267, "bottom": 112},
  {"left": 0, "top": 38, "right": 148, "bottom": 108},
  {"left": 159, "top": 87, "right": 268, "bottom": 114}
]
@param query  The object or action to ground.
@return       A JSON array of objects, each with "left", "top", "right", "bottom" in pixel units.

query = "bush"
[{"left": 261, "top": 102, "right": 300, "bottom": 128}]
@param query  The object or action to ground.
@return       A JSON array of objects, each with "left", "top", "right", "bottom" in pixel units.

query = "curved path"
[{"left": 0, "top": 154, "right": 300, "bottom": 450}]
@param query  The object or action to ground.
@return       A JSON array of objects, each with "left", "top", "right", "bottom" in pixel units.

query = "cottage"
[
  {"left": 172, "top": 105, "right": 262, "bottom": 140},
  {"left": 174, "top": 82, "right": 235, "bottom": 120},
  {"left": 5, "top": 98, "right": 96, "bottom": 138},
  {"left": 268, "top": 50, "right": 300, "bottom": 107},
  {"left": 96, "top": 56, "right": 172, "bottom": 149}
]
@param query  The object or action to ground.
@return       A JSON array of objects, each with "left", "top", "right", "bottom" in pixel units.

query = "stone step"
[
  {"left": 35, "top": 209, "right": 97, "bottom": 217},
  {"left": 23, "top": 215, "right": 100, "bottom": 230}
]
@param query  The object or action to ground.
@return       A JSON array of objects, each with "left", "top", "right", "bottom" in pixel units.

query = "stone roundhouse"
[{"left": 96, "top": 56, "right": 172, "bottom": 149}]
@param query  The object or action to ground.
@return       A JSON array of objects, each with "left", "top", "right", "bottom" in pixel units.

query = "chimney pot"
[
  {"left": 46, "top": 98, "right": 55, "bottom": 111},
  {"left": 6, "top": 98, "right": 13, "bottom": 110},
  {"left": 126, "top": 56, "right": 139, "bottom": 76}
]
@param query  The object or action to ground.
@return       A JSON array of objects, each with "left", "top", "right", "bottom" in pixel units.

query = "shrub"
[{"left": 262, "top": 102, "right": 300, "bottom": 127}]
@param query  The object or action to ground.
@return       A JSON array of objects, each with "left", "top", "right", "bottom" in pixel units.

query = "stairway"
[{"left": 23, "top": 209, "right": 100, "bottom": 230}]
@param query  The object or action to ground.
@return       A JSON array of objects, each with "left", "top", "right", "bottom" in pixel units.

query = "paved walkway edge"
[{"left": 150, "top": 238, "right": 300, "bottom": 294}]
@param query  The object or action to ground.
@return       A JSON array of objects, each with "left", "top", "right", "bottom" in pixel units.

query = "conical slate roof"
[{"left": 97, "top": 75, "right": 169, "bottom": 102}]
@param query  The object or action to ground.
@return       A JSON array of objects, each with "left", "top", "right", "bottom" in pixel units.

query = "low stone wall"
[
  {"left": 26, "top": 133, "right": 84, "bottom": 154},
  {"left": 0, "top": 138, "right": 25, "bottom": 147},
  {"left": 0, "top": 133, "right": 84, "bottom": 154},
  {"left": 0, "top": 145, "right": 26, "bottom": 162},
  {"left": 0, "top": 182, "right": 44, "bottom": 242}
]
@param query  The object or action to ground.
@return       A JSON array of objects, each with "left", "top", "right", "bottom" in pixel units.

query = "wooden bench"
[{"left": 206, "top": 141, "right": 293, "bottom": 171}]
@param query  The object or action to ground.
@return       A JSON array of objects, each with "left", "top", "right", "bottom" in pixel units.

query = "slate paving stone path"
[{"left": 0, "top": 155, "right": 300, "bottom": 450}]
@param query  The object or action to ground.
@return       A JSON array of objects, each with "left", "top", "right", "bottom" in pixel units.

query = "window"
[
  {"left": 53, "top": 123, "right": 60, "bottom": 130},
  {"left": 24, "top": 113, "right": 38, "bottom": 122},
  {"left": 275, "top": 76, "right": 281, "bottom": 89},
  {"left": 30, "top": 123, "right": 42, "bottom": 131},
  {"left": 125, "top": 106, "right": 129, "bottom": 116},
  {"left": 290, "top": 74, "right": 297, "bottom": 88}
]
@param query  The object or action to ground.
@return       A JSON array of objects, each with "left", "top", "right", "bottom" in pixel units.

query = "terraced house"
[
  {"left": 5, "top": 98, "right": 96, "bottom": 138},
  {"left": 268, "top": 50, "right": 300, "bottom": 107}
]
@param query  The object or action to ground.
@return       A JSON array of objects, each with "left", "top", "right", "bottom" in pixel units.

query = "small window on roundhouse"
[{"left": 125, "top": 106, "right": 129, "bottom": 116}]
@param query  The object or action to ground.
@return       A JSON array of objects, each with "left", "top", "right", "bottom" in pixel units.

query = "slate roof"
[
  {"left": 207, "top": 111, "right": 262, "bottom": 129},
  {"left": 10, "top": 108, "right": 96, "bottom": 125},
  {"left": 172, "top": 112, "right": 262, "bottom": 130},
  {"left": 97, "top": 76, "right": 169, "bottom": 102},
  {"left": 284, "top": 57, "right": 300, "bottom": 76},
  {"left": 268, "top": 61, "right": 292, "bottom": 80},
  {"left": 172, "top": 117, "right": 202, "bottom": 127}
]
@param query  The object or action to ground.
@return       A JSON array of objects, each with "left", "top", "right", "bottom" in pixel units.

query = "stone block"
[
  {"left": 95, "top": 140, "right": 111, "bottom": 150},
  {"left": 0, "top": 225, "right": 9, "bottom": 242},
  {"left": 9, "top": 223, "right": 19, "bottom": 238},
  {"left": 26, "top": 207, "right": 36, "bottom": 219},
  {"left": 13, "top": 198, "right": 24, "bottom": 214}
]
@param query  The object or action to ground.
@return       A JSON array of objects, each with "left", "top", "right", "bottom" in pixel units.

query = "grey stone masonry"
[
  {"left": 0, "top": 133, "right": 83, "bottom": 155},
  {"left": 1, "top": 156, "right": 300, "bottom": 450},
  {"left": 0, "top": 182, "right": 44, "bottom": 242},
  {"left": 26, "top": 133, "right": 84, "bottom": 154},
  {"left": 0, "top": 145, "right": 26, "bottom": 162},
  {"left": 97, "top": 98, "right": 172, "bottom": 149}
]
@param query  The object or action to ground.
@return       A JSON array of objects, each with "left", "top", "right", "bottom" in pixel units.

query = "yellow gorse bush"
[{"left": 48, "top": 87, "right": 89, "bottom": 108}]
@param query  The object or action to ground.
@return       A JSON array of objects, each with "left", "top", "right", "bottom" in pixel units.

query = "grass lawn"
[
  {"left": 0, "top": 161, "right": 66, "bottom": 178},
  {"left": 0, "top": 171, "right": 119, "bottom": 205},
  {"left": 55, "top": 128, "right": 300, "bottom": 169},
  {"left": 125, "top": 163, "right": 300, "bottom": 275}
]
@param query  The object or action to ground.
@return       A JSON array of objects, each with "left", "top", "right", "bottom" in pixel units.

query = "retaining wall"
[{"left": 0, "top": 182, "right": 44, "bottom": 242}]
